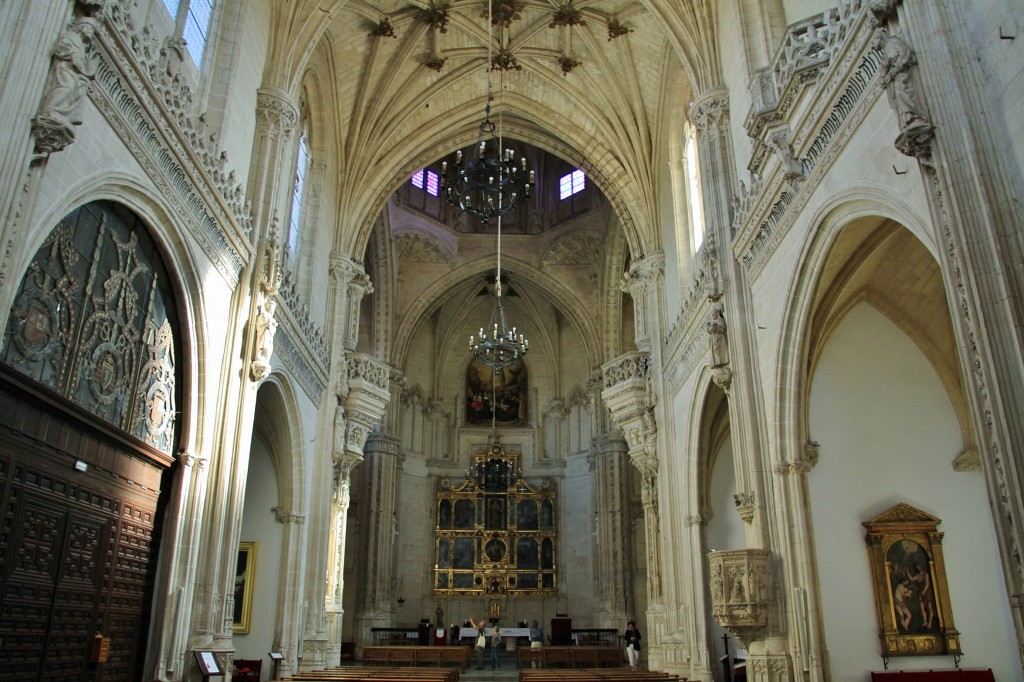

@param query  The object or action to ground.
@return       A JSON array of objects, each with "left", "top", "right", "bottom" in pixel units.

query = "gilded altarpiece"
[{"left": 434, "top": 441, "right": 557, "bottom": 596}]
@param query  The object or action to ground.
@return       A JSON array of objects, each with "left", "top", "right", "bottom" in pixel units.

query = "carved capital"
[
  {"left": 690, "top": 90, "right": 730, "bottom": 135},
  {"left": 952, "top": 448, "right": 981, "bottom": 472},
  {"left": 256, "top": 89, "right": 299, "bottom": 135},
  {"left": 619, "top": 254, "right": 664, "bottom": 298}
]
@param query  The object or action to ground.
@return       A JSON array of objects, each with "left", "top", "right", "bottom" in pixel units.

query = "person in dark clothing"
[{"left": 624, "top": 620, "right": 642, "bottom": 669}]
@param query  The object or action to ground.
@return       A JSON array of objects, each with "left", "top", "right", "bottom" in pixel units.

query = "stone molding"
[{"left": 88, "top": 3, "right": 252, "bottom": 283}]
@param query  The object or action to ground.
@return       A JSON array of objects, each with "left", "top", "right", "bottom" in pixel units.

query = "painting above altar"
[{"left": 466, "top": 357, "right": 528, "bottom": 425}]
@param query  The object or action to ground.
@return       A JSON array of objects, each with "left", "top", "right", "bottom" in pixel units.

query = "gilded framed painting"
[
  {"left": 233, "top": 541, "right": 258, "bottom": 634},
  {"left": 863, "top": 503, "right": 961, "bottom": 658}
]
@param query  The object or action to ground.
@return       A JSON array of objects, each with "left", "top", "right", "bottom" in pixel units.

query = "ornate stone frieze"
[
  {"left": 736, "top": 6, "right": 884, "bottom": 280},
  {"left": 746, "top": 0, "right": 869, "bottom": 142},
  {"left": 394, "top": 233, "right": 452, "bottom": 264},
  {"left": 664, "top": 237, "right": 718, "bottom": 354},
  {"left": 277, "top": 267, "right": 328, "bottom": 367},
  {"left": 708, "top": 548, "right": 774, "bottom": 647},
  {"left": 541, "top": 230, "right": 603, "bottom": 266},
  {"left": 88, "top": 7, "right": 251, "bottom": 282},
  {"left": 273, "top": 322, "right": 326, "bottom": 407}
]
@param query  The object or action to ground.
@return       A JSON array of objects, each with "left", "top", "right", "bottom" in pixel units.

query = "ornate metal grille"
[{"left": 1, "top": 201, "right": 179, "bottom": 454}]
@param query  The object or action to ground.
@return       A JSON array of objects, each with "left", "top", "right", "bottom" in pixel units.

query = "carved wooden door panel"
[{"left": 0, "top": 488, "right": 110, "bottom": 682}]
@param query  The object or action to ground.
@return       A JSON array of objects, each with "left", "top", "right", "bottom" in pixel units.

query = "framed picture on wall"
[
  {"left": 233, "top": 541, "right": 258, "bottom": 634},
  {"left": 863, "top": 503, "right": 961, "bottom": 658}
]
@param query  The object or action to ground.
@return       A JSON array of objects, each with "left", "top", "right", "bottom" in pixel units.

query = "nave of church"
[{"left": 0, "top": 1, "right": 1022, "bottom": 681}]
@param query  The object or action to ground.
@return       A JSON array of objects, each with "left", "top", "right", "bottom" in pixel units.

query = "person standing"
[
  {"left": 529, "top": 619, "right": 544, "bottom": 668},
  {"left": 490, "top": 623, "right": 503, "bottom": 670},
  {"left": 470, "top": 618, "right": 487, "bottom": 670},
  {"left": 624, "top": 620, "right": 642, "bottom": 670}
]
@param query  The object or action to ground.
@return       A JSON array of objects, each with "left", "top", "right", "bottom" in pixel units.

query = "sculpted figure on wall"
[
  {"left": 33, "top": 17, "right": 100, "bottom": 154},
  {"left": 249, "top": 296, "right": 278, "bottom": 381},
  {"left": 707, "top": 302, "right": 729, "bottom": 368},
  {"left": 876, "top": 29, "right": 929, "bottom": 132}
]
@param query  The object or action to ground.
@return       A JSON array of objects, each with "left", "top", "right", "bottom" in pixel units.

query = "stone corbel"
[
  {"left": 765, "top": 125, "right": 805, "bottom": 181},
  {"left": 733, "top": 492, "right": 755, "bottom": 523},
  {"left": 708, "top": 548, "right": 774, "bottom": 648}
]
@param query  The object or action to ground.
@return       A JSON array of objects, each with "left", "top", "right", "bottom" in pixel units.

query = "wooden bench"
[
  {"left": 361, "top": 646, "right": 470, "bottom": 668},
  {"left": 515, "top": 646, "right": 623, "bottom": 669},
  {"left": 285, "top": 664, "right": 459, "bottom": 682},
  {"left": 519, "top": 669, "right": 683, "bottom": 682},
  {"left": 871, "top": 671, "right": 995, "bottom": 682}
]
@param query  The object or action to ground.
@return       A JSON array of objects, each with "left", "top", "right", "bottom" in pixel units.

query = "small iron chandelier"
[{"left": 459, "top": 0, "right": 530, "bottom": 370}]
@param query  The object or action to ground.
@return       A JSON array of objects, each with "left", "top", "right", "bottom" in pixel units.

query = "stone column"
[
  {"left": 875, "top": 1, "right": 1024, "bottom": 661},
  {"left": 322, "top": 352, "right": 391, "bottom": 665},
  {"left": 353, "top": 433, "right": 401, "bottom": 652},
  {"left": 591, "top": 433, "right": 635, "bottom": 628},
  {"left": 319, "top": 256, "right": 379, "bottom": 666},
  {"left": 692, "top": 88, "right": 790, "bottom": 682},
  {"left": 274, "top": 510, "right": 308, "bottom": 678},
  {"left": 600, "top": 351, "right": 666, "bottom": 669},
  {"left": 148, "top": 450, "right": 211, "bottom": 681}
]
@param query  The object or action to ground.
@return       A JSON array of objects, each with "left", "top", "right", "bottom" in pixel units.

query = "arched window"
[
  {"left": 288, "top": 126, "right": 311, "bottom": 262},
  {"left": 163, "top": 0, "right": 216, "bottom": 67},
  {"left": 685, "top": 125, "right": 705, "bottom": 252}
]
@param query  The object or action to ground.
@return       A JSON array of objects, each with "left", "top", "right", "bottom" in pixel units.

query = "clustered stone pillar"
[
  {"left": 692, "top": 87, "right": 791, "bottom": 682},
  {"left": 353, "top": 433, "right": 401, "bottom": 651},
  {"left": 321, "top": 256, "right": 383, "bottom": 666},
  {"left": 591, "top": 433, "right": 635, "bottom": 628},
  {"left": 600, "top": 349, "right": 666, "bottom": 669}
]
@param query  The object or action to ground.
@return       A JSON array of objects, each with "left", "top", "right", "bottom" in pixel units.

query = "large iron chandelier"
[
  {"left": 439, "top": 1, "right": 533, "bottom": 222},
  {"left": 460, "top": 0, "right": 530, "bottom": 370}
]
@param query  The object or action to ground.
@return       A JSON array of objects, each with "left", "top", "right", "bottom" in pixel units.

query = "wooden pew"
[
  {"left": 360, "top": 646, "right": 470, "bottom": 669},
  {"left": 518, "top": 669, "right": 683, "bottom": 682},
  {"left": 516, "top": 646, "right": 623, "bottom": 669},
  {"left": 284, "top": 664, "right": 459, "bottom": 682}
]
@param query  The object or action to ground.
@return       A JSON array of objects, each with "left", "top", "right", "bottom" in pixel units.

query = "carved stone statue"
[
  {"left": 249, "top": 297, "right": 278, "bottom": 381},
  {"left": 707, "top": 302, "right": 729, "bottom": 368},
  {"left": 876, "top": 29, "right": 928, "bottom": 131},
  {"left": 33, "top": 17, "right": 100, "bottom": 154}
]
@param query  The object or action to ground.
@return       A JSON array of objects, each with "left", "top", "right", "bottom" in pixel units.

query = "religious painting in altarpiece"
[{"left": 434, "top": 440, "right": 556, "bottom": 596}]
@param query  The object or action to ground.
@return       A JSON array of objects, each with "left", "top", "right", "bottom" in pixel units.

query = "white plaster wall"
[
  {"left": 780, "top": 0, "right": 833, "bottom": 26},
  {"left": 706, "top": 434, "right": 744, "bottom": 677},
  {"left": 808, "top": 303, "right": 1018, "bottom": 681},
  {"left": 237, "top": 432, "right": 285, "bottom": 676}
]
